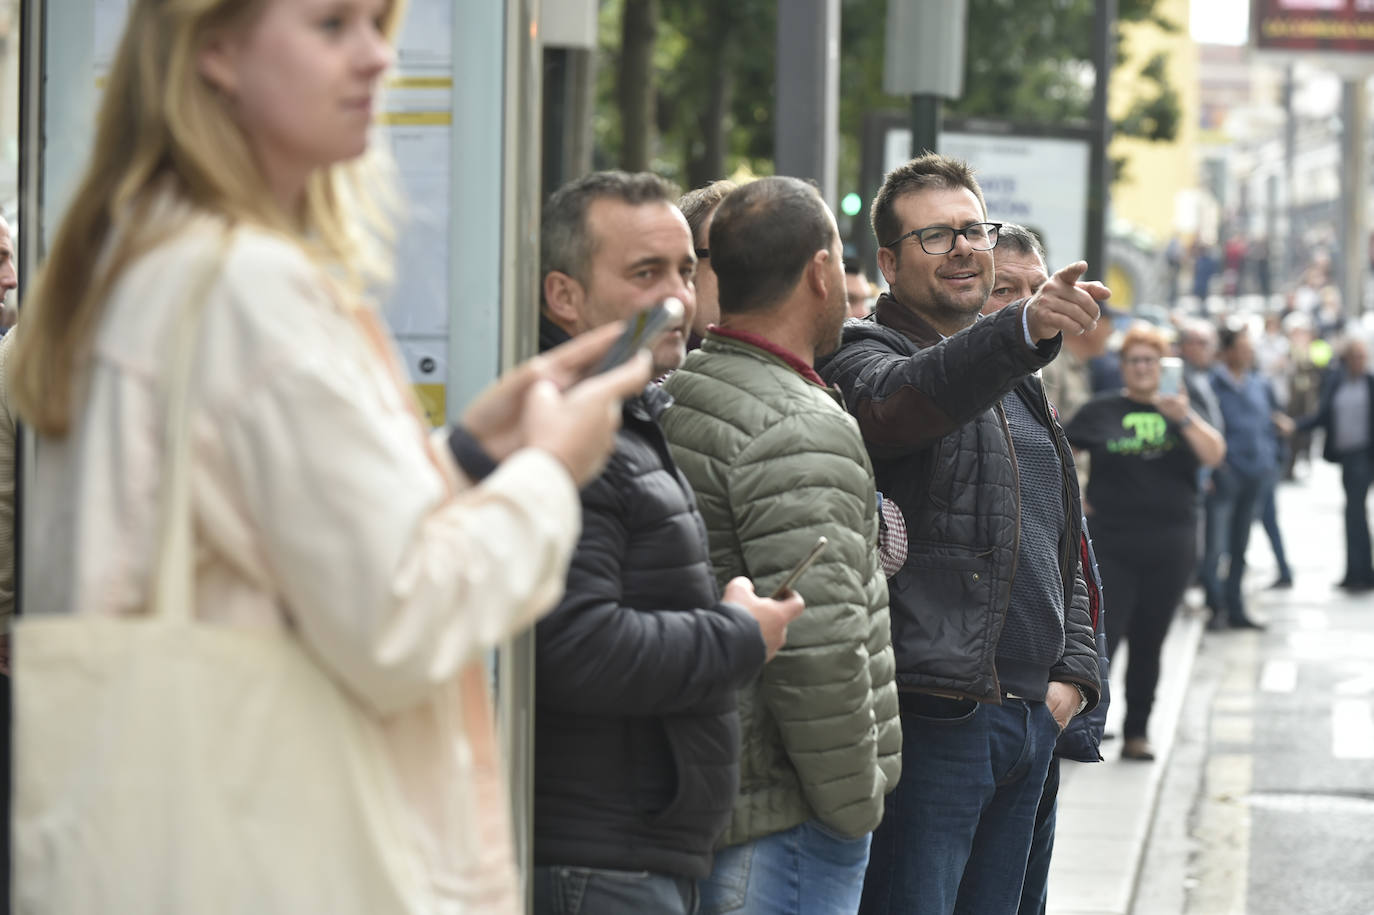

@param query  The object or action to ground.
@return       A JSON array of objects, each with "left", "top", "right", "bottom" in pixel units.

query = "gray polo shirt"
[{"left": 1332, "top": 376, "right": 1370, "bottom": 455}]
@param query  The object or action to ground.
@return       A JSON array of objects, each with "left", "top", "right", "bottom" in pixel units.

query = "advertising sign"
[{"left": 1252, "top": 0, "right": 1374, "bottom": 55}]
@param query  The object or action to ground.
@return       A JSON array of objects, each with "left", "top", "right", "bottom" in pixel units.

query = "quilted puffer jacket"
[
  {"left": 817, "top": 296, "right": 1100, "bottom": 709},
  {"left": 1056, "top": 517, "right": 1110, "bottom": 763},
  {"left": 662, "top": 331, "right": 902, "bottom": 846},
  {"left": 533, "top": 319, "right": 767, "bottom": 879}
]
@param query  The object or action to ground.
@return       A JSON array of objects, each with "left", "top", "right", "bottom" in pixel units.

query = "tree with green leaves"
[{"left": 596, "top": 0, "right": 1181, "bottom": 191}]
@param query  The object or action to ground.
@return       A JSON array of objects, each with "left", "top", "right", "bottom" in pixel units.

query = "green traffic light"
[{"left": 841, "top": 193, "right": 862, "bottom": 217}]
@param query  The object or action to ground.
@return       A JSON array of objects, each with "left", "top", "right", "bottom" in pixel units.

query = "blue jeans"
[
  {"left": 533, "top": 865, "right": 698, "bottom": 915},
  {"left": 1341, "top": 452, "right": 1374, "bottom": 583},
  {"left": 1018, "top": 757, "right": 1059, "bottom": 915},
  {"left": 1258, "top": 473, "right": 1292, "bottom": 581},
  {"left": 1201, "top": 467, "right": 1266, "bottom": 620},
  {"left": 700, "top": 820, "right": 871, "bottom": 915},
  {"left": 858, "top": 695, "right": 1060, "bottom": 915}
]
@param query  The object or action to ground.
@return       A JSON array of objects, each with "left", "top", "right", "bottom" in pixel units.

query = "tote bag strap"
[{"left": 150, "top": 228, "right": 232, "bottom": 624}]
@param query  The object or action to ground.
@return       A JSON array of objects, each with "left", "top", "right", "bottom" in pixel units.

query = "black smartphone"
[
  {"left": 771, "top": 536, "right": 829, "bottom": 599},
  {"left": 593, "top": 298, "right": 685, "bottom": 375}
]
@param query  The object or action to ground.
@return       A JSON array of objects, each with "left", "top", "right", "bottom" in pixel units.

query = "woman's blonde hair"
[{"left": 13, "top": 0, "right": 406, "bottom": 436}]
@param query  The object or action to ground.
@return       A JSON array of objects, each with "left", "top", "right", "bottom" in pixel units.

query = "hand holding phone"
[
  {"left": 723, "top": 577, "right": 806, "bottom": 663},
  {"left": 593, "top": 298, "right": 685, "bottom": 375},
  {"left": 1157, "top": 356, "right": 1184, "bottom": 397},
  {"left": 771, "top": 536, "right": 829, "bottom": 599}
]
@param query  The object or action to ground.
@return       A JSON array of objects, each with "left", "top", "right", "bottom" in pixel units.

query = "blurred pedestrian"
[
  {"left": 846, "top": 256, "right": 876, "bottom": 319},
  {"left": 1252, "top": 237, "right": 1272, "bottom": 302},
  {"left": 1179, "top": 320, "right": 1224, "bottom": 431},
  {"left": 679, "top": 179, "right": 737, "bottom": 350},
  {"left": 819, "top": 154, "right": 1102, "bottom": 915},
  {"left": 1192, "top": 242, "right": 1219, "bottom": 312},
  {"left": 533, "top": 170, "right": 803, "bottom": 915},
  {"left": 1284, "top": 315, "right": 1323, "bottom": 478},
  {"left": 1165, "top": 235, "right": 1184, "bottom": 308},
  {"left": 1087, "top": 309, "right": 1125, "bottom": 394},
  {"left": 1317, "top": 285, "right": 1346, "bottom": 339},
  {"left": 1256, "top": 313, "right": 1296, "bottom": 588},
  {"left": 1297, "top": 338, "right": 1374, "bottom": 591},
  {"left": 1223, "top": 233, "right": 1247, "bottom": 300},
  {"left": 1066, "top": 325, "right": 1225, "bottom": 761},
  {"left": 10, "top": 2, "right": 653, "bottom": 910},
  {"left": 1201, "top": 323, "right": 1295, "bottom": 630},
  {"left": 663, "top": 175, "right": 900, "bottom": 915}
]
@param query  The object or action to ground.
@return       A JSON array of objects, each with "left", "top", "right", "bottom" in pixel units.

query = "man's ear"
[
  {"left": 543, "top": 271, "right": 585, "bottom": 329},
  {"left": 197, "top": 30, "right": 242, "bottom": 97},
  {"left": 807, "top": 249, "right": 832, "bottom": 298},
  {"left": 876, "top": 246, "right": 898, "bottom": 286}
]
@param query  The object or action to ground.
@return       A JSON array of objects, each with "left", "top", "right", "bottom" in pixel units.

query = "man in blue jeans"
[
  {"left": 819, "top": 155, "right": 1103, "bottom": 915},
  {"left": 1203, "top": 322, "right": 1294, "bottom": 630},
  {"left": 663, "top": 177, "right": 902, "bottom": 915},
  {"left": 1297, "top": 337, "right": 1374, "bottom": 590}
]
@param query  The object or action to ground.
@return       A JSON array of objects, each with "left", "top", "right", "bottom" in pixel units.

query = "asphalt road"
[{"left": 1135, "top": 458, "right": 1374, "bottom": 915}]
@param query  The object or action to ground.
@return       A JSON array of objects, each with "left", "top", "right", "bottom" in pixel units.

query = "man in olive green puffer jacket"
[{"left": 662, "top": 176, "right": 901, "bottom": 915}]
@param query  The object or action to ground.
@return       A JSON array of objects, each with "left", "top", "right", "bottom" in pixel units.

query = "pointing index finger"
[
  {"left": 1075, "top": 280, "right": 1113, "bottom": 302},
  {"left": 1053, "top": 260, "right": 1090, "bottom": 286}
]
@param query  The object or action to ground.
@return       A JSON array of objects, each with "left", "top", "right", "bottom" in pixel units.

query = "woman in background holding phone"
[{"left": 1065, "top": 325, "right": 1225, "bottom": 761}]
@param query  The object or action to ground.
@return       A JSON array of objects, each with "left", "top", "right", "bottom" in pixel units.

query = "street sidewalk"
[
  {"left": 1045, "top": 601, "right": 1205, "bottom": 914},
  {"left": 1045, "top": 460, "right": 1339, "bottom": 914}
]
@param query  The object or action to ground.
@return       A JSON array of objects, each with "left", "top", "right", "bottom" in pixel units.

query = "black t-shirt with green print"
[{"left": 1065, "top": 393, "right": 1200, "bottom": 528}]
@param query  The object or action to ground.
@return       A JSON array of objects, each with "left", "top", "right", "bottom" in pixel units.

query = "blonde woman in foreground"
[{"left": 10, "top": 0, "right": 648, "bottom": 911}]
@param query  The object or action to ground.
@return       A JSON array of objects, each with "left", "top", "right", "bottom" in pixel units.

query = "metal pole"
[
  {"left": 15, "top": 0, "right": 39, "bottom": 619},
  {"left": 775, "top": 0, "right": 839, "bottom": 207},
  {"left": 1283, "top": 65, "right": 1298, "bottom": 289},
  {"left": 910, "top": 94, "right": 941, "bottom": 158},
  {"left": 1339, "top": 78, "right": 1368, "bottom": 316},
  {"left": 1085, "top": 0, "right": 1116, "bottom": 282},
  {"left": 498, "top": 1, "right": 542, "bottom": 911},
  {"left": 10, "top": 1, "right": 42, "bottom": 904}
]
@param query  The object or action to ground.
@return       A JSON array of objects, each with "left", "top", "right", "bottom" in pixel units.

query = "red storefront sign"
[{"left": 1252, "top": 0, "right": 1374, "bottom": 54}]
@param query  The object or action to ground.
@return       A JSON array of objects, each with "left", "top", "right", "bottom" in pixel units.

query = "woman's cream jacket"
[{"left": 26, "top": 211, "right": 580, "bottom": 911}]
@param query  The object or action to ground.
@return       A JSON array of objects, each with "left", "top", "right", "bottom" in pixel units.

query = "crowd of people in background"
[{"left": 512, "top": 155, "right": 1374, "bottom": 915}]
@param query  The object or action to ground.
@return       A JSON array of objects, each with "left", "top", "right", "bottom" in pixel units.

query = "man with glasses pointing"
[{"left": 818, "top": 154, "right": 1107, "bottom": 915}]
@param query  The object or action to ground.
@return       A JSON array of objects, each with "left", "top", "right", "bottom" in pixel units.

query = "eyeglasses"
[
  {"left": 1123, "top": 355, "right": 1160, "bottom": 367},
  {"left": 694, "top": 248, "right": 709, "bottom": 260},
  {"left": 884, "top": 222, "right": 1002, "bottom": 256}
]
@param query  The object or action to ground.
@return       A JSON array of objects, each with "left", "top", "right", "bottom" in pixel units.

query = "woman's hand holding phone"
[
  {"left": 461, "top": 322, "right": 652, "bottom": 483},
  {"left": 1154, "top": 389, "right": 1191, "bottom": 426},
  {"left": 524, "top": 352, "right": 652, "bottom": 485}
]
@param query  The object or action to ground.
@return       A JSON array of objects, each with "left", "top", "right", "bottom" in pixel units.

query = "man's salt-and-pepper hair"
[
  {"left": 541, "top": 170, "right": 679, "bottom": 303},
  {"left": 1178, "top": 317, "right": 1218, "bottom": 346},
  {"left": 994, "top": 223, "right": 1046, "bottom": 265}
]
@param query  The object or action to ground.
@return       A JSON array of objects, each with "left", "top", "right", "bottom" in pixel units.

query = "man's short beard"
[{"left": 922, "top": 287, "right": 988, "bottom": 331}]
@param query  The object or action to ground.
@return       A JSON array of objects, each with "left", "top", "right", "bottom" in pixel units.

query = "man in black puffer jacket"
[
  {"left": 817, "top": 154, "right": 1107, "bottom": 915},
  {"left": 530, "top": 171, "right": 803, "bottom": 915}
]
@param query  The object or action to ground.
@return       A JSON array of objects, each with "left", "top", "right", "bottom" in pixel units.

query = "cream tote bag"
[{"left": 12, "top": 236, "right": 431, "bottom": 914}]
